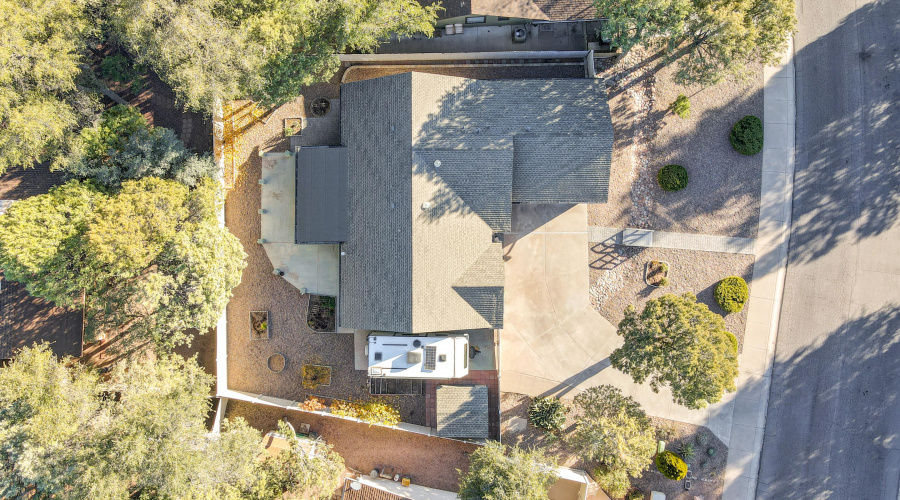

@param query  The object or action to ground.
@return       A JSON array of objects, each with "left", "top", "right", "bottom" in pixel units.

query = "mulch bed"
[
  {"left": 500, "top": 392, "right": 727, "bottom": 499},
  {"left": 589, "top": 245, "right": 754, "bottom": 353}
]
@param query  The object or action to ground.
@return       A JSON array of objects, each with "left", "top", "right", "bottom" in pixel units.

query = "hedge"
[
  {"left": 715, "top": 276, "right": 749, "bottom": 313},
  {"left": 657, "top": 164, "right": 689, "bottom": 191},
  {"left": 655, "top": 450, "right": 688, "bottom": 480},
  {"left": 730, "top": 115, "right": 763, "bottom": 155},
  {"left": 527, "top": 396, "right": 568, "bottom": 432}
]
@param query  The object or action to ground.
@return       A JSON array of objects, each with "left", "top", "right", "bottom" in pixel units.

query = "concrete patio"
[{"left": 499, "top": 204, "right": 734, "bottom": 441}]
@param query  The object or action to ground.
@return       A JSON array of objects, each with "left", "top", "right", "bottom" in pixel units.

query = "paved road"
[{"left": 757, "top": 1, "right": 900, "bottom": 499}]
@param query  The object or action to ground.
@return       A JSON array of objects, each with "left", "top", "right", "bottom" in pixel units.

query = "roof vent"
[
  {"left": 433, "top": 159, "right": 442, "bottom": 168},
  {"left": 413, "top": 339, "right": 422, "bottom": 348},
  {"left": 407, "top": 350, "right": 422, "bottom": 364},
  {"left": 374, "top": 352, "right": 382, "bottom": 361},
  {"left": 421, "top": 202, "right": 431, "bottom": 210},
  {"left": 438, "top": 354, "right": 447, "bottom": 362}
]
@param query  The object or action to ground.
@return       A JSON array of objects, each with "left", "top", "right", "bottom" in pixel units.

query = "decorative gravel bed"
[
  {"left": 342, "top": 64, "right": 586, "bottom": 84},
  {"left": 225, "top": 399, "right": 477, "bottom": 493},
  {"left": 589, "top": 50, "right": 763, "bottom": 239},
  {"left": 589, "top": 245, "right": 754, "bottom": 352},
  {"left": 223, "top": 84, "right": 425, "bottom": 425},
  {"left": 500, "top": 392, "right": 726, "bottom": 500}
]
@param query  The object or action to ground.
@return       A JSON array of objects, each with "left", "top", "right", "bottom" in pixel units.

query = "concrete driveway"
[{"left": 500, "top": 204, "right": 732, "bottom": 438}]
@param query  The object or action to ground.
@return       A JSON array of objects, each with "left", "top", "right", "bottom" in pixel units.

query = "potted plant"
[{"left": 644, "top": 260, "right": 671, "bottom": 287}]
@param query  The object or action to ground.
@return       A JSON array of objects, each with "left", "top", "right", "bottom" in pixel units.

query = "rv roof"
[{"left": 368, "top": 335, "right": 467, "bottom": 379}]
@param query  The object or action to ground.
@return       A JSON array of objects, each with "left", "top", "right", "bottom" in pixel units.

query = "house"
[{"left": 261, "top": 71, "right": 612, "bottom": 346}]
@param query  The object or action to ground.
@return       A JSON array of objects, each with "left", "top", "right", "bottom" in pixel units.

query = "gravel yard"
[
  {"left": 590, "top": 51, "right": 763, "bottom": 239},
  {"left": 225, "top": 399, "right": 477, "bottom": 493},
  {"left": 223, "top": 81, "right": 425, "bottom": 425},
  {"left": 500, "top": 393, "right": 727, "bottom": 499},
  {"left": 589, "top": 245, "right": 754, "bottom": 352}
]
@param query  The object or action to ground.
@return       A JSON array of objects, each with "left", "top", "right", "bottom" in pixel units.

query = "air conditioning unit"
[{"left": 513, "top": 27, "right": 527, "bottom": 43}]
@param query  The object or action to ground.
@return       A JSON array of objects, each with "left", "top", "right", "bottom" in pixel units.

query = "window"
[
  {"left": 462, "top": 343, "right": 468, "bottom": 369},
  {"left": 465, "top": 16, "right": 486, "bottom": 24}
]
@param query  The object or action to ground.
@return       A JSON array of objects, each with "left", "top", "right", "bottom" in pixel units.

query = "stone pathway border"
[
  {"left": 723, "top": 37, "right": 796, "bottom": 500},
  {"left": 589, "top": 226, "right": 756, "bottom": 254}
]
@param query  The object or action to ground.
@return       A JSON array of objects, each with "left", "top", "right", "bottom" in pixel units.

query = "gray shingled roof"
[
  {"left": 295, "top": 147, "right": 349, "bottom": 244},
  {"left": 338, "top": 72, "right": 612, "bottom": 333},
  {"left": 436, "top": 385, "right": 490, "bottom": 438}
]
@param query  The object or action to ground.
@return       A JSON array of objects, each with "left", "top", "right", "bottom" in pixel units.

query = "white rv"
[{"left": 367, "top": 334, "right": 469, "bottom": 379}]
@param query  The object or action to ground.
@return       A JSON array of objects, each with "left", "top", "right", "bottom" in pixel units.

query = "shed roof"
[
  {"left": 435, "top": 385, "right": 490, "bottom": 438},
  {"left": 295, "top": 147, "right": 349, "bottom": 244}
]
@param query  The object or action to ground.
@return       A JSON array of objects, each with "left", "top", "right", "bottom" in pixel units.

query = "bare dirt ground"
[
  {"left": 500, "top": 393, "right": 726, "bottom": 500},
  {"left": 225, "top": 399, "right": 477, "bottom": 492},
  {"left": 589, "top": 50, "right": 763, "bottom": 239},
  {"left": 342, "top": 64, "right": 586, "bottom": 83},
  {"left": 589, "top": 245, "right": 754, "bottom": 352}
]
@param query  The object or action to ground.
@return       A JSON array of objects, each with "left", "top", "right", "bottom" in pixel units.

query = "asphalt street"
[{"left": 757, "top": 1, "right": 900, "bottom": 499}]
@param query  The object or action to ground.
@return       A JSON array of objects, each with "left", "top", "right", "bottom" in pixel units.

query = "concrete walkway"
[
  {"left": 589, "top": 226, "right": 756, "bottom": 254},
  {"left": 499, "top": 204, "right": 736, "bottom": 441},
  {"left": 723, "top": 38, "right": 796, "bottom": 500}
]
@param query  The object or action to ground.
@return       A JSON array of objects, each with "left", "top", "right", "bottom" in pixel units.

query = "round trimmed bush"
[
  {"left": 730, "top": 115, "right": 763, "bottom": 155},
  {"left": 655, "top": 450, "right": 688, "bottom": 480},
  {"left": 657, "top": 164, "right": 688, "bottom": 191},
  {"left": 527, "top": 396, "right": 568, "bottom": 432},
  {"left": 715, "top": 276, "right": 749, "bottom": 313}
]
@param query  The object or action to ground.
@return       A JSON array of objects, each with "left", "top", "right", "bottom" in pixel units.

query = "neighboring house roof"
[
  {"left": 418, "top": 0, "right": 596, "bottom": 21},
  {"left": 341, "top": 479, "right": 408, "bottom": 500},
  {"left": 339, "top": 72, "right": 611, "bottom": 333},
  {"left": 295, "top": 146, "right": 349, "bottom": 244},
  {"left": 435, "top": 384, "right": 490, "bottom": 438}
]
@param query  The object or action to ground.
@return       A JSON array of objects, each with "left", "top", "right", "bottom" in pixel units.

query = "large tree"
[
  {"left": 458, "top": 442, "right": 558, "bottom": 500},
  {"left": 0, "top": 0, "right": 98, "bottom": 175},
  {"left": 0, "top": 344, "right": 261, "bottom": 499},
  {"left": 63, "top": 105, "right": 217, "bottom": 188},
  {"left": 0, "top": 177, "right": 245, "bottom": 350},
  {"left": 610, "top": 293, "right": 739, "bottom": 409},
  {"left": 568, "top": 385, "right": 656, "bottom": 496},
  {"left": 594, "top": 0, "right": 796, "bottom": 85}
]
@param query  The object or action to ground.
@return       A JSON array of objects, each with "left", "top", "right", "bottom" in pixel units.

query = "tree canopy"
[
  {"left": 610, "top": 293, "right": 740, "bottom": 409},
  {"left": 62, "top": 105, "right": 218, "bottom": 188},
  {"left": 0, "top": 177, "right": 245, "bottom": 350},
  {"left": 0, "top": 0, "right": 98, "bottom": 175},
  {"left": 568, "top": 385, "right": 656, "bottom": 495},
  {"left": 458, "top": 442, "right": 558, "bottom": 500},
  {"left": 594, "top": 0, "right": 796, "bottom": 85},
  {"left": 0, "top": 344, "right": 261, "bottom": 499}
]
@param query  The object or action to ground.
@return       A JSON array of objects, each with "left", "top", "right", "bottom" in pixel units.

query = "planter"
[
  {"left": 250, "top": 311, "right": 269, "bottom": 340},
  {"left": 284, "top": 117, "right": 302, "bottom": 137},
  {"left": 302, "top": 364, "right": 332, "bottom": 389},
  {"left": 644, "top": 260, "right": 671, "bottom": 287},
  {"left": 306, "top": 295, "right": 336, "bottom": 333},
  {"left": 267, "top": 353, "right": 286, "bottom": 373}
]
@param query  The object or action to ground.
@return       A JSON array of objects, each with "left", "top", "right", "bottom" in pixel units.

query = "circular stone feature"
[
  {"left": 267, "top": 353, "right": 286, "bottom": 373},
  {"left": 310, "top": 97, "right": 331, "bottom": 117}
]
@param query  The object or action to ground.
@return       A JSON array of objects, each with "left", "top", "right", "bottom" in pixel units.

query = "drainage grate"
[{"left": 368, "top": 378, "right": 425, "bottom": 396}]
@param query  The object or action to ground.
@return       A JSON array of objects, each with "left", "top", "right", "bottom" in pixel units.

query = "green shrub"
[
  {"left": 725, "top": 331, "right": 739, "bottom": 355},
  {"left": 655, "top": 451, "right": 688, "bottom": 480},
  {"left": 707, "top": 447, "right": 717, "bottom": 457},
  {"left": 671, "top": 94, "right": 690, "bottom": 119},
  {"left": 677, "top": 441, "right": 695, "bottom": 462},
  {"left": 658, "top": 277, "right": 670, "bottom": 287},
  {"left": 715, "top": 276, "right": 749, "bottom": 313},
  {"left": 528, "top": 396, "right": 568, "bottom": 432},
  {"left": 626, "top": 489, "right": 644, "bottom": 500},
  {"left": 657, "top": 164, "right": 689, "bottom": 191},
  {"left": 595, "top": 465, "right": 630, "bottom": 499},
  {"left": 697, "top": 432, "right": 709, "bottom": 445},
  {"left": 730, "top": 115, "right": 763, "bottom": 155}
]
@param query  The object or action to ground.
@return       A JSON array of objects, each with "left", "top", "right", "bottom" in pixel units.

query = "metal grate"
[
  {"left": 368, "top": 378, "right": 425, "bottom": 396},
  {"left": 423, "top": 345, "right": 437, "bottom": 370}
]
